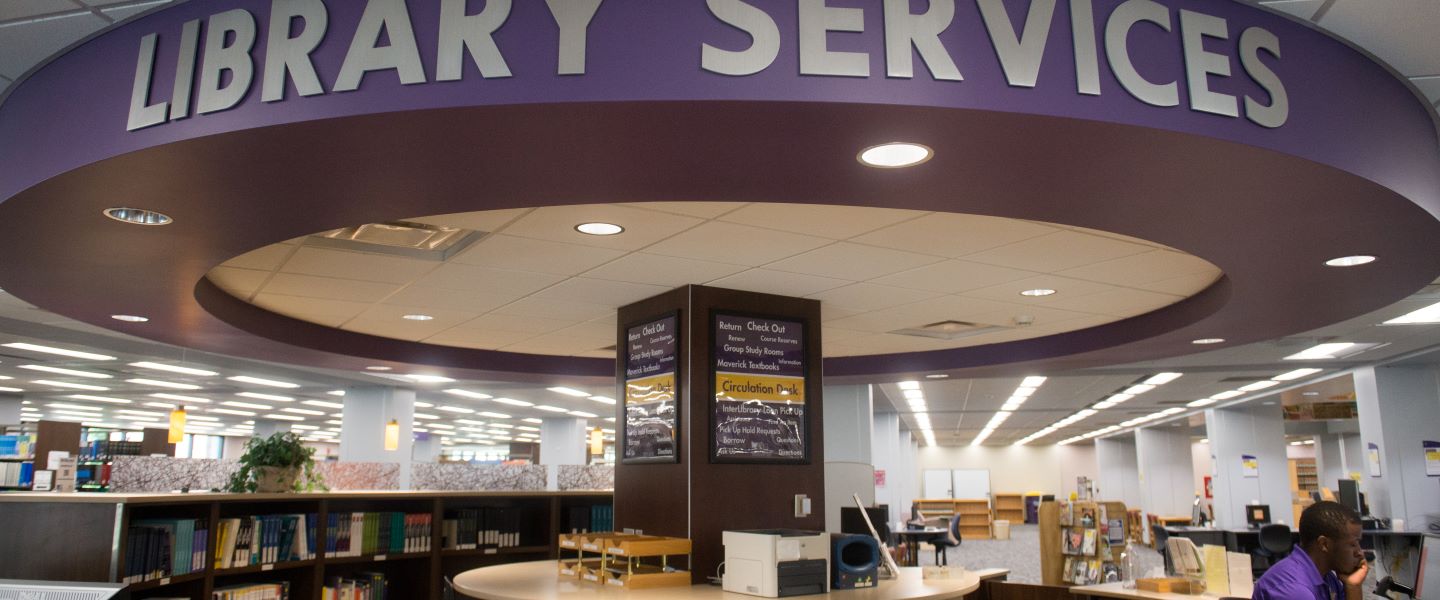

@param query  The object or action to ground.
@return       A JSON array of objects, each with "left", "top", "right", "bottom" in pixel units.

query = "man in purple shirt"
[{"left": 1253, "top": 501, "right": 1368, "bottom": 600}]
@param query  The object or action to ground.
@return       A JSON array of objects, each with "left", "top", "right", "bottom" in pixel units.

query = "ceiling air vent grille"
[
  {"left": 307, "top": 221, "right": 485, "bottom": 261},
  {"left": 890, "top": 320, "right": 1009, "bottom": 341}
]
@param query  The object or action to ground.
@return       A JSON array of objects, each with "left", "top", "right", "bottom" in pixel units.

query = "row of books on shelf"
[
  {"left": 1061, "top": 557, "right": 1120, "bottom": 585},
  {"left": 213, "top": 581, "right": 290, "bottom": 600},
  {"left": 322, "top": 573, "right": 388, "bottom": 600},
  {"left": 441, "top": 507, "right": 524, "bottom": 550},
  {"left": 84, "top": 439, "right": 142, "bottom": 459},
  {"left": 326, "top": 512, "right": 433, "bottom": 557},
  {"left": 0, "top": 433, "right": 34, "bottom": 458},
  {"left": 0, "top": 460, "right": 33, "bottom": 487},
  {"left": 216, "top": 515, "right": 318, "bottom": 569},
  {"left": 124, "top": 519, "right": 208, "bottom": 584},
  {"left": 566, "top": 504, "right": 614, "bottom": 534}
]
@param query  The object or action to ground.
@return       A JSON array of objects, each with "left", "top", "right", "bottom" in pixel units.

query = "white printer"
[{"left": 722, "top": 529, "right": 830, "bottom": 597}]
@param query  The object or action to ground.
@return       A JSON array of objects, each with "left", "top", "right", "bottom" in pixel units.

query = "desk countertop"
[
  {"left": 452, "top": 560, "right": 982, "bottom": 600},
  {"left": 1070, "top": 582, "right": 1222, "bottom": 600}
]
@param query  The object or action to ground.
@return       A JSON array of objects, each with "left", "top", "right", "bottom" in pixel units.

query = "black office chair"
[
  {"left": 1152, "top": 525, "right": 1171, "bottom": 573},
  {"left": 443, "top": 575, "right": 456, "bottom": 600},
  {"left": 929, "top": 513, "right": 963, "bottom": 566},
  {"left": 1254, "top": 524, "right": 1292, "bottom": 576}
]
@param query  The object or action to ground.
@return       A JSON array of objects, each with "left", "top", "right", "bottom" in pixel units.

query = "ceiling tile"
[
  {"left": 223, "top": 244, "right": 297, "bottom": 271},
  {"left": 349, "top": 303, "right": 479, "bottom": 327},
  {"left": 1317, "top": 0, "right": 1440, "bottom": 76},
  {"left": 206, "top": 267, "right": 271, "bottom": 298},
  {"left": 821, "top": 327, "right": 871, "bottom": 343},
  {"left": 1058, "top": 250, "right": 1219, "bottom": 288},
  {"left": 492, "top": 296, "right": 613, "bottom": 321},
  {"left": 851, "top": 213, "right": 1059, "bottom": 258},
  {"left": 251, "top": 294, "right": 371, "bottom": 328},
  {"left": 502, "top": 334, "right": 610, "bottom": 356},
  {"left": 823, "top": 295, "right": 1019, "bottom": 333},
  {"left": 411, "top": 262, "right": 565, "bottom": 296},
  {"left": 500, "top": 204, "right": 703, "bottom": 250},
  {"left": 806, "top": 283, "right": 941, "bottom": 312},
  {"left": 871, "top": 259, "right": 1040, "bottom": 294},
  {"left": 822, "top": 304, "right": 865, "bottom": 322},
  {"left": 1136, "top": 272, "right": 1223, "bottom": 296},
  {"left": 621, "top": 201, "right": 747, "bottom": 218},
  {"left": 342, "top": 318, "right": 456, "bottom": 342},
  {"left": 706, "top": 269, "right": 851, "bottom": 297},
  {"left": 548, "top": 320, "right": 616, "bottom": 345},
  {"left": 279, "top": 246, "right": 436, "bottom": 284},
  {"left": 404, "top": 208, "right": 531, "bottom": 233},
  {"left": 0, "top": 0, "right": 78, "bottom": 20},
  {"left": 261, "top": 273, "right": 400, "bottom": 303},
  {"left": 766, "top": 242, "right": 944, "bottom": 281},
  {"left": 448, "top": 313, "right": 574, "bottom": 334},
  {"left": 1041, "top": 288, "right": 1185, "bottom": 318},
  {"left": 962, "top": 230, "right": 1152, "bottom": 272},
  {"left": 1256, "top": 0, "right": 1323, "bottom": 20},
  {"left": 97, "top": 1, "right": 174, "bottom": 22},
  {"left": 0, "top": 12, "right": 107, "bottom": 79},
  {"left": 380, "top": 286, "right": 517, "bottom": 313},
  {"left": 1411, "top": 76, "right": 1440, "bottom": 104},
  {"left": 448, "top": 234, "right": 626, "bottom": 275},
  {"left": 719, "top": 204, "right": 924, "bottom": 240},
  {"left": 961, "top": 274, "right": 1117, "bottom": 305},
  {"left": 644, "top": 221, "right": 832, "bottom": 266},
  {"left": 422, "top": 328, "right": 537, "bottom": 350},
  {"left": 530, "top": 278, "right": 671, "bottom": 306},
  {"left": 580, "top": 253, "right": 748, "bottom": 287},
  {"left": 1065, "top": 225, "right": 1173, "bottom": 250},
  {"left": 964, "top": 304, "right": 1105, "bottom": 328}
]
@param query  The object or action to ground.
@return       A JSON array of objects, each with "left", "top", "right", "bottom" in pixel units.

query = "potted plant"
[{"left": 227, "top": 432, "right": 327, "bottom": 493}]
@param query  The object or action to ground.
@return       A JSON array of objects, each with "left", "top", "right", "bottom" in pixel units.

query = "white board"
[
  {"left": 923, "top": 469, "right": 953, "bottom": 498},
  {"left": 952, "top": 469, "right": 991, "bottom": 500}
]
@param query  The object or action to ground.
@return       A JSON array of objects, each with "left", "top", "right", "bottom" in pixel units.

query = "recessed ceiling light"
[
  {"left": 102, "top": 207, "right": 172, "bottom": 226},
  {"left": 301, "top": 400, "right": 344, "bottom": 409},
  {"left": 492, "top": 397, "right": 535, "bottom": 407},
  {"left": 858, "top": 142, "right": 933, "bottom": 168},
  {"left": 547, "top": 386, "right": 591, "bottom": 397},
  {"left": 111, "top": 314, "right": 150, "bottom": 323},
  {"left": 3, "top": 342, "right": 115, "bottom": 361},
  {"left": 223, "top": 400, "right": 273, "bottom": 410},
  {"left": 1302, "top": 391, "right": 1320, "bottom": 397},
  {"left": 1238, "top": 380, "right": 1280, "bottom": 392},
  {"left": 588, "top": 395, "right": 616, "bottom": 404},
  {"left": 1191, "top": 338, "right": 1226, "bottom": 345},
  {"left": 402, "top": 314, "right": 434, "bottom": 321},
  {"left": 478, "top": 411, "right": 511, "bottom": 419},
  {"left": 437, "top": 405, "right": 476, "bottom": 414},
  {"left": 365, "top": 366, "right": 393, "bottom": 371},
  {"left": 130, "top": 362, "right": 218, "bottom": 377},
  {"left": 126, "top": 378, "right": 201, "bottom": 390},
  {"left": 897, "top": 381, "right": 920, "bottom": 390},
  {"left": 575, "top": 222, "right": 624, "bottom": 236},
  {"left": 1324, "top": 255, "right": 1376, "bottom": 267},
  {"left": 444, "top": 389, "right": 492, "bottom": 400},
  {"left": 925, "top": 374, "right": 949, "bottom": 379},
  {"left": 1382, "top": 300, "right": 1440, "bottom": 325},
  {"left": 34, "top": 380, "right": 109, "bottom": 391},
  {"left": 1020, "top": 289, "right": 1057, "bottom": 297},
  {"left": 1210, "top": 390, "right": 1244, "bottom": 400},
  {"left": 568, "top": 411, "right": 598, "bottom": 418},
  {"left": 535, "top": 405, "right": 568, "bottom": 413},
  {"left": 237, "top": 391, "right": 294, "bottom": 402},
  {"left": 1273, "top": 368, "right": 1322, "bottom": 381},
  {"left": 263, "top": 413, "right": 306, "bottom": 421},
  {"left": 1283, "top": 342, "right": 1357, "bottom": 361},
  {"left": 1186, "top": 398, "right": 1217, "bottom": 408},
  {"left": 1121, "top": 384, "right": 1155, "bottom": 395},
  {"left": 404, "top": 374, "right": 455, "bottom": 384},
  {"left": 0, "top": 387, "right": 25, "bottom": 393}
]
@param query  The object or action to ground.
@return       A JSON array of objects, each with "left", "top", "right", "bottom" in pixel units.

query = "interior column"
[
  {"left": 1354, "top": 364, "right": 1440, "bottom": 525},
  {"left": 540, "top": 417, "right": 588, "bottom": 490},
  {"left": 340, "top": 386, "right": 415, "bottom": 488},
  {"left": 1204, "top": 402, "right": 1289, "bottom": 527}
]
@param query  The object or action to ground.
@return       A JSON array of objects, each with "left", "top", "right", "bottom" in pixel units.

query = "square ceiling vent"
[
  {"left": 890, "top": 320, "right": 1010, "bottom": 341},
  {"left": 308, "top": 221, "right": 485, "bottom": 261}
]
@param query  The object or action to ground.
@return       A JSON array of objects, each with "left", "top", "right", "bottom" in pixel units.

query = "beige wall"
[{"left": 913, "top": 444, "right": 1098, "bottom": 498}]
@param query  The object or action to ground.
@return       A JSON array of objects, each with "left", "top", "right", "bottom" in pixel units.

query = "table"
[
  {"left": 452, "top": 560, "right": 982, "bottom": 600},
  {"left": 1070, "top": 582, "right": 1229, "bottom": 600},
  {"left": 894, "top": 528, "right": 947, "bottom": 566}
]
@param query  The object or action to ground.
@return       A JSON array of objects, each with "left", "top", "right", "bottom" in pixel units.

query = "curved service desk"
[{"left": 453, "top": 561, "right": 981, "bottom": 600}]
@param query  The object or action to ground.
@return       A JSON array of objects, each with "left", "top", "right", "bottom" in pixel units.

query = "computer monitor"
[
  {"left": 841, "top": 505, "right": 891, "bottom": 540},
  {"left": 1246, "top": 504, "right": 1271, "bottom": 527},
  {"left": 1338, "top": 479, "right": 1362, "bottom": 514}
]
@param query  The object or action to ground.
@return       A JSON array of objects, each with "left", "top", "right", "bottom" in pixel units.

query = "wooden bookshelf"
[
  {"left": 993, "top": 493, "right": 1025, "bottom": 524},
  {"left": 914, "top": 498, "right": 959, "bottom": 520},
  {"left": 955, "top": 499, "right": 992, "bottom": 540},
  {"left": 0, "top": 490, "right": 612, "bottom": 600}
]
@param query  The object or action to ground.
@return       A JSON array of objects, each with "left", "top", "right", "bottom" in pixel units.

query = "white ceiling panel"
[
  {"left": 223, "top": 244, "right": 297, "bottom": 272},
  {"left": 0, "top": 1, "right": 83, "bottom": 23},
  {"left": 961, "top": 230, "right": 1153, "bottom": 272},
  {"left": 766, "top": 242, "right": 944, "bottom": 281},
  {"left": 280, "top": 247, "right": 436, "bottom": 284},
  {"left": 342, "top": 317, "right": 459, "bottom": 342},
  {"left": 0, "top": 12, "right": 107, "bottom": 79},
  {"left": 348, "top": 303, "right": 479, "bottom": 328},
  {"left": 410, "top": 262, "right": 564, "bottom": 296},
  {"left": 705, "top": 268, "right": 851, "bottom": 297},
  {"left": 261, "top": 273, "right": 400, "bottom": 303},
  {"left": 379, "top": 286, "right": 516, "bottom": 314},
  {"left": 1137, "top": 272, "right": 1223, "bottom": 296},
  {"left": 871, "top": 259, "right": 1040, "bottom": 294},
  {"left": 1317, "top": 0, "right": 1440, "bottom": 77},
  {"left": 447, "top": 313, "right": 574, "bottom": 335},
  {"left": 97, "top": 1, "right": 174, "bottom": 22},
  {"left": 805, "top": 283, "right": 941, "bottom": 312},
  {"left": 423, "top": 328, "right": 538, "bottom": 350},
  {"left": 529, "top": 278, "right": 671, "bottom": 306},
  {"left": 579, "top": 253, "right": 748, "bottom": 287},
  {"left": 492, "top": 296, "right": 613, "bottom": 322},
  {"left": 621, "top": 201, "right": 747, "bottom": 218},
  {"left": 1058, "top": 250, "right": 1219, "bottom": 287},
  {"left": 406, "top": 208, "right": 531, "bottom": 233},
  {"left": 962, "top": 274, "right": 1117, "bottom": 305},
  {"left": 546, "top": 320, "right": 616, "bottom": 345},
  {"left": 251, "top": 294, "right": 370, "bottom": 328},
  {"left": 500, "top": 205, "right": 703, "bottom": 250},
  {"left": 821, "top": 304, "right": 865, "bottom": 322},
  {"left": 719, "top": 204, "right": 923, "bottom": 240},
  {"left": 965, "top": 304, "right": 1105, "bottom": 328},
  {"left": 851, "top": 213, "right": 1059, "bottom": 258},
  {"left": 206, "top": 267, "right": 271, "bottom": 298},
  {"left": 1043, "top": 288, "right": 1185, "bottom": 318},
  {"left": 448, "top": 234, "right": 626, "bottom": 275},
  {"left": 823, "top": 295, "right": 1019, "bottom": 333},
  {"left": 644, "top": 221, "right": 833, "bottom": 266},
  {"left": 1411, "top": 76, "right": 1440, "bottom": 104}
]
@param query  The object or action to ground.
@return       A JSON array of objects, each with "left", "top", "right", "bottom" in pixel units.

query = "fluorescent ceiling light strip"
[
  {"left": 1383, "top": 300, "right": 1440, "bottom": 324},
  {"left": 547, "top": 387, "right": 590, "bottom": 397},
  {"left": 568, "top": 411, "right": 597, "bottom": 418},
  {"left": 1211, "top": 390, "right": 1244, "bottom": 400},
  {"left": 126, "top": 378, "right": 200, "bottom": 390},
  {"left": 301, "top": 400, "right": 344, "bottom": 409},
  {"left": 209, "top": 408, "right": 256, "bottom": 416},
  {"left": 1122, "top": 384, "right": 1155, "bottom": 395},
  {"left": 404, "top": 374, "right": 455, "bottom": 383},
  {"left": 1273, "top": 368, "right": 1323, "bottom": 381},
  {"left": 491, "top": 397, "right": 534, "bottom": 407},
  {"left": 263, "top": 414, "right": 305, "bottom": 421},
  {"left": 69, "top": 394, "right": 131, "bottom": 404},
  {"left": 1238, "top": 380, "right": 1280, "bottom": 392},
  {"left": 436, "top": 405, "right": 475, "bottom": 414},
  {"left": 898, "top": 381, "right": 920, "bottom": 390},
  {"left": 237, "top": 392, "right": 293, "bottom": 402},
  {"left": 1011, "top": 387, "right": 1035, "bottom": 398},
  {"left": 222, "top": 400, "right": 272, "bottom": 410},
  {"left": 535, "top": 405, "right": 567, "bottom": 413},
  {"left": 444, "top": 389, "right": 492, "bottom": 399},
  {"left": 282, "top": 407, "right": 325, "bottom": 415},
  {"left": 589, "top": 396, "right": 616, "bottom": 404},
  {"left": 129, "top": 362, "right": 218, "bottom": 376},
  {"left": 35, "top": 380, "right": 108, "bottom": 391},
  {"left": 47, "top": 403, "right": 103, "bottom": 411},
  {"left": 1143, "top": 372, "right": 1184, "bottom": 385},
  {"left": 1283, "top": 342, "right": 1355, "bottom": 361},
  {"left": 478, "top": 412, "right": 511, "bottom": 419},
  {"left": 19, "top": 365, "right": 111, "bottom": 379},
  {"left": 228, "top": 375, "right": 300, "bottom": 388},
  {"left": 3, "top": 342, "right": 115, "bottom": 361},
  {"left": 1020, "top": 376, "right": 1047, "bottom": 388},
  {"left": 0, "top": 387, "right": 25, "bottom": 392},
  {"left": 151, "top": 393, "right": 210, "bottom": 404}
]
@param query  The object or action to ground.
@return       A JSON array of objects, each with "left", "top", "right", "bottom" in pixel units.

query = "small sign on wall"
[
  {"left": 1367, "top": 443, "right": 1383, "bottom": 477},
  {"left": 875, "top": 469, "right": 887, "bottom": 489},
  {"left": 1241, "top": 455, "right": 1259, "bottom": 478},
  {"left": 1423, "top": 441, "right": 1439, "bottom": 477}
]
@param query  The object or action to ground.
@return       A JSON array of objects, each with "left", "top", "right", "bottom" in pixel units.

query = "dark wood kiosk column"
[{"left": 615, "top": 285, "right": 825, "bottom": 584}]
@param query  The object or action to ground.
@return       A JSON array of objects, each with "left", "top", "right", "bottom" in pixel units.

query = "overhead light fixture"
[
  {"left": 237, "top": 392, "right": 293, "bottom": 402},
  {"left": 492, "top": 397, "right": 534, "bottom": 407},
  {"left": 1020, "top": 289, "right": 1057, "bottom": 297},
  {"left": 547, "top": 387, "right": 590, "bottom": 397},
  {"left": 1011, "top": 387, "right": 1036, "bottom": 398},
  {"left": 902, "top": 389, "right": 924, "bottom": 400},
  {"left": 402, "top": 314, "right": 435, "bottom": 321},
  {"left": 898, "top": 381, "right": 920, "bottom": 390},
  {"left": 223, "top": 400, "right": 273, "bottom": 410},
  {"left": 925, "top": 374, "right": 949, "bottom": 379},
  {"left": 301, "top": 400, "right": 344, "bottom": 409},
  {"left": 34, "top": 380, "right": 108, "bottom": 391},
  {"left": 1186, "top": 398, "right": 1216, "bottom": 408},
  {"left": 568, "top": 411, "right": 598, "bottom": 418},
  {"left": 264, "top": 413, "right": 305, "bottom": 421},
  {"left": 522, "top": 418, "right": 543, "bottom": 424},
  {"left": 0, "top": 386, "right": 20, "bottom": 393},
  {"left": 126, "top": 378, "right": 201, "bottom": 390},
  {"left": 130, "top": 362, "right": 218, "bottom": 377},
  {"left": 18, "top": 365, "right": 112, "bottom": 379},
  {"left": 588, "top": 395, "right": 616, "bottom": 404},
  {"left": 1020, "top": 376, "right": 1048, "bottom": 388},
  {"left": 208, "top": 407, "right": 256, "bottom": 416},
  {"left": 478, "top": 412, "right": 511, "bottom": 419},
  {"left": 575, "top": 222, "right": 624, "bottom": 236},
  {"left": 1191, "top": 338, "right": 1225, "bottom": 345},
  {"left": 151, "top": 393, "right": 210, "bottom": 404},
  {"left": 365, "top": 366, "right": 393, "bottom": 371},
  {"left": 1210, "top": 390, "right": 1244, "bottom": 400},
  {"left": 1143, "top": 373, "right": 1184, "bottom": 385},
  {"left": 385, "top": 419, "right": 400, "bottom": 451},
  {"left": 1382, "top": 300, "right": 1440, "bottom": 325},
  {"left": 858, "top": 142, "right": 933, "bottom": 168},
  {"left": 1324, "top": 255, "right": 1376, "bottom": 267},
  {"left": 404, "top": 374, "right": 455, "bottom": 384},
  {"left": 1283, "top": 342, "right": 1357, "bottom": 361},
  {"left": 47, "top": 403, "right": 103, "bottom": 412},
  {"left": 436, "top": 405, "right": 475, "bottom": 414},
  {"left": 102, "top": 207, "right": 172, "bottom": 226},
  {"left": 1238, "top": 380, "right": 1280, "bottom": 392},
  {"left": 168, "top": 406, "right": 187, "bottom": 443},
  {"left": 327, "top": 390, "right": 345, "bottom": 396},
  {"left": 1273, "top": 368, "right": 1322, "bottom": 381},
  {"left": 68, "top": 394, "right": 131, "bottom": 404},
  {"left": 228, "top": 375, "right": 299, "bottom": 388},
  {"left": 443, "top": 389, "right": 492, "bottom": 400},
  {"left": 111, "top": 314, "right": 150, "bottom": 323},
  {"left": 2, "top": 343, "right": 115, "bottom": 361},
  {"left": 1122, "top": 384, "right": 1155, "bottom": 395},
  {"left": 282, "top": 407, "right": 325, "bottom": 416},
  {"left": 414, "top": 413, "right": 441, "bottom": 420},
  {"left": 534, "top": 405, "right": 568, "bottom": 413}
]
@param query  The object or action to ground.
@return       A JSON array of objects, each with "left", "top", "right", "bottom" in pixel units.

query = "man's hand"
[{"left": 1342, "top": 560, "right": 1369, "bottom": 600}]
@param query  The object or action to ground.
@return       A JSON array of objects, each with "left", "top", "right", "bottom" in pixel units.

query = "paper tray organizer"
[{"left": 557, "top": 533, "right": 692, "bottom": 589}]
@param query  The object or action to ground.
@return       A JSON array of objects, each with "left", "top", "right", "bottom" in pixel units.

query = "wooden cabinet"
[
  {"left": 993, "top": 493, "right": 1024, "bottom": 523},
  {"left": 955, "top": 499, "right": 992, "bottom": 540}
]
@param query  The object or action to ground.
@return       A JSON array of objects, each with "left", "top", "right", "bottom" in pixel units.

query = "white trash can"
[{"left": 993, "top": 519, "right": 1011, "bottom": 540}]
